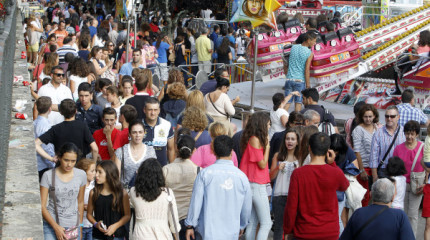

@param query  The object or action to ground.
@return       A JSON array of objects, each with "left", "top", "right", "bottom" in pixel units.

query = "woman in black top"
[
  {"left": 174, "top": 35, "right": 189, "bottom": 87},
  {"left": 217, "top": 37, "right": 232, "bottom": 65}
]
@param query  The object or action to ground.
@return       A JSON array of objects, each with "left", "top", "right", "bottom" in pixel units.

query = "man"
[
  {"left": 93, "top": 107, "right": 119, "bottom": 160},
  {"left": 340, "top": 178, "right": 414, "bottom": 240},
  {"left": 284, "top": 32, "right": 317, "bottom": 112},
  {"left": 108, "top": 22, "right": 118, "bottom": 45},
  {"left": 119, "top": 49, "right": 145, "bottom": 83},
  {"left": 125, "top": 74, "right": 152, "bottom": 120},
  {"left": 397, "top": 89, "right": 429, "bottom": 127},
  {"left": 300, "top": 88, "right": 339, "bottom": 133},
  {"left": 113, "top": 104, "right": 138, "bottom": 149},
  {"left": 78, "top": 38, "right": 90, "bottom": 61},
  {"left": 33, "top": 97, "right": 55, "bottom": 181},
  {"left": 142, "top": 98, "right": 175, "bottom": 166},
  {"left": 57, "top": 36, "right": 78, "bottom": 64},
  {"left": 369, "top": 105, "right": 406, "bottom": 182},
  {"left": 214, "top": 29, "right": 227, "bottom": 51},
  {"left": 303, "top": 109, "right": 321, "bottom": 127},
  {"left": 53, "top": 20, "right": 68, "bottom": 47},
  {"left": 89, "top": 18, "right": 98, "bottom": 38},
  {"left": 196, "top": 27, "right": 213, "bottom": 74},
  {"left": 185, "top": 135, "right": 252, "bottom": 240},
  {"left": 199, "top": 67, "right": 228, "bottom": 96},
  {"left": 37, "top": 66, "right": 73, "bottom": 125},
  {"left": 75, "top": 82, "right": 103, "bottom": 134},
  {"left": 149, "top": 17, "right": 159, "bottom": 33},
  {"left": 209, "top": 24, "right": 220, "bottom": 43},
  {"left": 284, "top": 132, "right": 349, "bottom": 239},
  {"left": 35, "top": 99, "right": 99, "bottom": 162},
  {"left": 295, "top": 17, "right": 320, "bottom": 44}
]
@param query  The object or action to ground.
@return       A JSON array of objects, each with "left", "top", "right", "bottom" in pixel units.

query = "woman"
[
  {"left": 330, "top": 134, "right": 359, "bottom": 235},
  {"left": 393, "top": 120, "right": 425, "bottom": 236},
  {"left": 163, "top": 82, "right": 187, "bottom": 128},
  {"left": 191, "top": 121, "right": 239, "bottom": 167},
  {"left": 163, "top": 135, "right": 199, "bottom": 240},
  {"left": 154, "top": 33, "right": 173, "bottom": 83},
  {"left": 204, "top": 78, "right": 240, "bottom": 136},
  {"left": 217, "top": 37, "right": 232, "bottom": 65},
  {"left": 36, "top": 52, "right": 59, "bottom": 85},
  {"left": 27, "top": 14, "right": 43, "bottom": 64},
  {"left": 344, "top": 101, "right": 366, "bottom": 149},
  {"left": 92, "top": 27, "right": 109, "bottom": 48},
  {"left": 106, "top": 86, "right": 123, "bottom": 127},
  {"left": 40, "top": 143, "right": 86, "bottom": 239},
  {"left": 239, "top": 112, "right": 272, "bottom": 240},
  {"left": 269, "top": 92, "right": 297, "bottom": 140},
  {"left": 114, "top": 121, "right": 157, "bottom": 188},
  {"left": 242, "top": 0, "right": 268, "bottom": 20},
  {"left": 159, "top": 68, "right": 184, "bottom": 117},
  {"left": 39, "top": 33, "right": 57, "bottom": 58},
  {"left": 90, "top": 46, "right": 113, "bottom": 78},
  {"left": 142, "top": 36, "right": 158, "bottom": 71},
  {"left": 69, "top": 58, "right": 91, "bottom": 100},
  {"left": 119, "top": 77, "right": 134, "bottom": 105},
  {"left": 182, "top": 106, "right": 211, "bottom": 148},
  {"left": 298, "top": 125, "right": 319, "bottom": 166},
  {"left": 177, "top": 90, "right": 214, "bottom": 129},
  {"left": 269, "top": 129, "right": 300, "bottom": 240},
  {"left": 186, "top": 27, "right": 198, "bottom": 86},
  {"left": 174, "top": 35, "right": 189, "bottom": 87},
  {"left": 129, "top": 158, "right": 181, "bottom": 239},
  {"left": 352, "top": 104, "right": 381, "bottom": 207},
  {"left": 100, "top": 47, "right": 116, "bottom": 83}
]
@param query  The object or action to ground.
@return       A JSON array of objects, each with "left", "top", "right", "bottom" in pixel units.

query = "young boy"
[
  {"left": 33, "top": 96, "right": 55, "bottom": 181},
  {"left": 96, "top": 78, "right": 113, "bottom": 108},
  {"left": 93, "top": 107, "right": 119, "bottom": 160},
  {"left": 75, "top": 82, "right": 103, "bottom": 134},
  {"left": 113, "top": 104, "right": 138, "bottom": 149}
]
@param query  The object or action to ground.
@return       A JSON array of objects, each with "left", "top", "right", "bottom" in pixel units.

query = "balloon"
[{"left": 230, "top": 0, "right": 282, "bottom": 30}]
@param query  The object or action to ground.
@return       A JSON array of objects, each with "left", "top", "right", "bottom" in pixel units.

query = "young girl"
[
  {"left": 87, "top": 161, "right": 131, "bottom": 240},
  {"left": 239, "top": 112, "right": 272, "bottom": 240},
  {"left": 385, "top": 156, "right": 407, "bottom": 209},
  {"left": 269, "top": 129, "right": 300, "bottom": 240},
  {"left": 40, "top": 143, "right": 86, "bottom": 239},
  {"left": 105, "top": 86, "right": 123, "bottom": 128},
  {"left": 119, "top": 77, "right": 134, "bottom": 105},
  {"left": 76, "top": 158, "right": 96, "bottom": 240}
]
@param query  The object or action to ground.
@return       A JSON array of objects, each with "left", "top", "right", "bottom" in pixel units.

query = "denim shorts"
[{"left": 284, "top": 80, "right": 305, "bottom": 103}]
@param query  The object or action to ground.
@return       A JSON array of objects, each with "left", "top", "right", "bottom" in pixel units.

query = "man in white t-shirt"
[
  {"left": 37, "top": 66, "right": 73, "bottom": 125},
  {"left": 201, "top": 8, "right": 212, "bottom": 20}
]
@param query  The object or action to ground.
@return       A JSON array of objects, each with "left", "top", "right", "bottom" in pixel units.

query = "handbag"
[
  {"left": 345, "top": 174, "right": 367, "bottom": 211},
  {"left": 410, "top": 142, "right": 425, "bottom": 195},
  {"left": 168, "top": 48, "right": 176, "bottom": 63},
  {"left": 166, "top": 188, "right": 180, "bottom": 240},
  {"left": 208, "top": 93, "right": 231, "bottom": 121},
  {"left": 50, "top": 169, "right": 80, "bottom": 240}
]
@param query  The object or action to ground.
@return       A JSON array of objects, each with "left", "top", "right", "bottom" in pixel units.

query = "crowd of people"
[{"left": 24, "top": 0, "right": 430, "bottom": 240}]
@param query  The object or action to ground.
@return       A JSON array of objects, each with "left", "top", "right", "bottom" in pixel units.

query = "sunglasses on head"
[{"left": 385, "top": 114, "right": 397, "bottom": 119}]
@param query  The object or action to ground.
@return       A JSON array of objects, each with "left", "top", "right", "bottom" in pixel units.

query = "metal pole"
[
  {"left": 126, "top": 18, "right": 131, "bottom": 63},
  {"left": 134, "top": 6, "right": 137, "bottom": 47},
  {"left": 250, "top": 29, "right": 259, "bottom": 113}
]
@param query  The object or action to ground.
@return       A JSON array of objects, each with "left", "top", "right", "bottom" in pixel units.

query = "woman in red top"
[{"left": 239, "top": 112, "right": 272, "bottom": 240}]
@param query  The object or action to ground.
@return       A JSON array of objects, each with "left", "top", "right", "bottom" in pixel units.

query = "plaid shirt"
[
  {"left": 369, "top": 125, "right": 406, "bottom": 169},
  {"left": 397, "top": 103, "right": 428, "bottom": 127}
]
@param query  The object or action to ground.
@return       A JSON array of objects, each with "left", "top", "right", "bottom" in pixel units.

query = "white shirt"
[
  {"left": 38, "top": 81, "right": 73, "bottom": 125},
  {"left": 269, "top": 108, "right": 289, "bottom": 140},
  {"left": 83, "top": 181, "right": 95, "bottom": 227},
  {"left": 69, "top": 75, "right": 88, "bottom": 100},
  {"left": 392, "top": 175, "right": 406, "bottom": 209}
]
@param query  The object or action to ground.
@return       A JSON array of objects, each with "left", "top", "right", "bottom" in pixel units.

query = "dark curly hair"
[
  {"left": 385, "top": 156, "right": 407, "bottom": 176},
  {"left": 240, "top": 111, "right": 270, "bottom": 155},
  {"left": 70, "top": 58, "right": 90, "bottom": 78},
  {"left": 134, "top": 158, "right": 166, "bottom": 202},
  {"left": 92, "top": 161, "right": 124, "bottom": 213}
]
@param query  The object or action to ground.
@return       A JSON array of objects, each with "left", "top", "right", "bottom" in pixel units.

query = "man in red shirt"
[
  {"left": 113, "top": 104, "right": 138, "bottom": 150},
  {"left": 149, "top": 17, "right": 159, "bottom": 33},
  {"left": 93, "top": 108, "right": 119, "bottom": 160},
  {"left": 284, "top": 132, "right": 349, "bottom": 240}
]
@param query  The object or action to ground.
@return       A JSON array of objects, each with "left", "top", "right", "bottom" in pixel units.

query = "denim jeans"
[
  {"left": 272, "top": 195, "right": 287, "bottom": 240},
  {"left": 245, "top": 182, "right": 273, "bottom": 240},
  {"left": 284, "top": 80, "right": 305, "bottom": 103},
  {"left": 338, "top": 198, "right": 346, "bottom": 236},
  {"left": 82, "top": 227, "right": 93, "bottom": 240},
  {"left": 43, "top": 221, "right": 81, "bottom": 240}
]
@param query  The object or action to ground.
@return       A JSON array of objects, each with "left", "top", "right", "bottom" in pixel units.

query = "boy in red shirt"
[
  {"left": 93, "top": 107, "right": 119, "bottom": 160},
  {"left": 113, "top": 104, "right": 138, "bottom": 150},
  {"left": 284, "top": 132, "right": 349, "bottom": 240}
]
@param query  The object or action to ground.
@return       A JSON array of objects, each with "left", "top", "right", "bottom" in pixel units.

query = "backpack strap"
[{"left": 51, "top": 169, "right": 60, "bottom": 224}]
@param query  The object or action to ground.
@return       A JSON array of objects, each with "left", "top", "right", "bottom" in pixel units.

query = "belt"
[{"left": 286, "top": 79, "right": 304, "bottom": 82}]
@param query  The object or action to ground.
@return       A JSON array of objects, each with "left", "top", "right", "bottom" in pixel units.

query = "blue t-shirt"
[
  {"left": 286, "top": 44, "right": 312, "bottom": 81},
  {"left": 228, "top": 35, "right": 236, "bottom": 45},
  {"left": 89, "top": 26, "right": 97, "bottom": 39},
  {"left": 340, "top": 204, "right": 414, "bottom": 240},
  {"left": 153, "top": 41, "right": 170, "bottom": 63},
  {"left": 119, "top": 62, "right": 145, "bottom": 76},
  {"left": 78, "top": 50, "right": 90, "bottom": 62}
]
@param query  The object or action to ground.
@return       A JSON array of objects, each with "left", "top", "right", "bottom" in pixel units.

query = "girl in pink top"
[
  {"left": 239, "top": 112, "right": 272, "bottom": 240},
  {"left": 191, "top": 122, "right": 238, "bottom": 167},
  {"left": 393, "top": 120, "right": 425, "bottom": 235}
]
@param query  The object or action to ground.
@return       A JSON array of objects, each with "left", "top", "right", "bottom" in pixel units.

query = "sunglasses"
[
  {"left": 55, "top": 73, "right": 65, "bottom": 77},
  {"left": 385, "top": 114, "right": 397, "bottom": 119},
  {"left": 108, "top": 44, "right": 114, "bottom": 46}
]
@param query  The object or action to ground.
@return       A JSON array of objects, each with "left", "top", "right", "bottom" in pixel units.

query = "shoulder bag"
[
  {"left": 208, "top": 93, "right": 231, "bottom": 121},
  {"left": 353, "top": 206, "right": 388, "bottom": 240},
  {"left": 410, "top": 142, "right": 425, "bottom": 195},
  {"left": 166, "top": 188, "right": 180, "bottom": 240},
  {"left": 50, "top": 169, "right": 80, "bottom": 240}
]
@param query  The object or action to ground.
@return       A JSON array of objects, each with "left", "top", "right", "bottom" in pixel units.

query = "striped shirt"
[
  {"left": 352, "top": 125, "right": 378, "bottom": 168},
  {"left": 369, "top": 125, "right": 406, "bottom": 169},
  {"left": 397, "top": 103, "right": 428, "bottom": 127},
  {"left": 57, "top": 45, "right": 78, "bottom": 64}
]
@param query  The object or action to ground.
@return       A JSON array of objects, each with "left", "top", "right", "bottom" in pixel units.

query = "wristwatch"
[
  {"left": 359, "top": 169, "right": 365, "bottom": 173},
  {"left": 186, "top": 225, "right": 194, "bottom": 229}
]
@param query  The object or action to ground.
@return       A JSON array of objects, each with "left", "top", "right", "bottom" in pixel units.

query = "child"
[
  {"left": 119, "top": 77, "right": 134, "bottom": 105},
  {"left": 93, "top": 107, "right": 120, "bottom": 161},
  {"left": 269, "top": 128, "right": 300, "bottom": 240},
  {"left": 87, "top": 161, "right": 131, "bottom": 239},
  {"left": 105, "top": 86, "right": 123, "bottom": 128},
  {"left": 385, "top": 156, "right": 407, "bottom": 210},
  {"left": 76, "top": 158, "right": 96, "bottom": 240}
]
